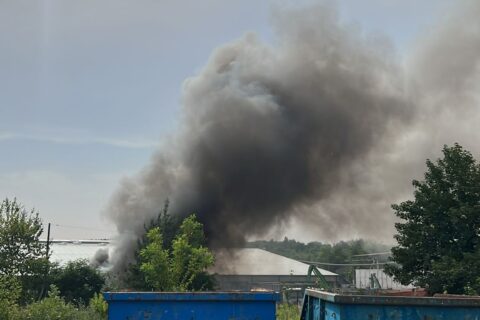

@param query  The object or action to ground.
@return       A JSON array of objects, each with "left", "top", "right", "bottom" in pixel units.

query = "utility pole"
[
  {"left": 46, "top": 222, "right": 51, "bottom": 259},
  {"left": 39, "top": 222, "right": 51, "bottom": 299}
]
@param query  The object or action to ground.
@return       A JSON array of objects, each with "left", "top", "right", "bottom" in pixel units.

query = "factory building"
[
  {"left": 210, "top": 248, "right": 338, "bottom": 294},
  {"left": 355, "top": 268, "right": 414, "bottom": 290}
]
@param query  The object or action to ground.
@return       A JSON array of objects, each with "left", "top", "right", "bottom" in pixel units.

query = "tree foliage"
[
  {"left": 22, "top": 285, "right": 104, "bottom": 320},
  {"left": 0, "top": 198, "right": 48, "bottom": 277},
  {"left": 139, "top": 228, "right": 171, "bottom": 290},
  {"left": 386, "top": 144, "right": 480, "bottom": 294},
  {"left": 0, "top": 198, "right": 107, "bottom": 318},
  {"left": 139, "top": 214, "right": 215, "bottom": 291},
  {"left": 277, "top": 303, "right": 300, "bottom": 320},
  {"left": 0, "top": 282, "right": 106, "bottom": 320},
  {"left": 89, "top": 293, "right": 108, "bottom": 319},
  {"left": 125, "top": 200, "right": 180, "bottom": 289},
  {"left": 51, "top": 259, "right": 105, "bottom": 306},
  {"left": 169, "top": 215, "right": 215, "bottom": 291},
  {"left": 0, "top": 275, "right": 22, "bottom": 319},
  {"left": 0, "top": 198, "right": 49, "bottom": 302}
]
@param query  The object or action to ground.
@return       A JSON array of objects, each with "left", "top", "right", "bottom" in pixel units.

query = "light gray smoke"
[{"left": 101, "top": 1, "right": 480, "bottom": 271}]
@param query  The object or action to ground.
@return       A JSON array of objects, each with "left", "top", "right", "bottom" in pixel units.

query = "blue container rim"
[
  {"left": 305, "top": 289, "right": 480, "bottom": 307},
  {"left": 104, "top": 291, "right": 280, "bottom": 302}
]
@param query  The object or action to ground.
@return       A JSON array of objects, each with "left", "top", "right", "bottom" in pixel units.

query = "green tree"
[
  {"left": 125, "top": 199, "right": 179, "bottom": 290},
  {"left": 0, "top": 198, "right": 49, "bottom": 302},
  {"left": 170, "top": 216, "right": 215, "bottom": 291},
  {"left": 139, "top": 214, "right": 215, "bottom": 291},
  {"left": 157, "top": 199, "right": 178, "bottom": 250},
  {"left": 0, "top": 275, "right": 21, "bottom": 319},
  {"left": 386, "top": 144, "right": 480, "bottom": 294},
  {"left": 139, "top": 228, "right": 172, "bottom": 290},
  {"left": 51, "top": 259, "right": 105, "bottom": 306},
  {"left": 89, "top": 292, "right": 108, "bottom": 319}
]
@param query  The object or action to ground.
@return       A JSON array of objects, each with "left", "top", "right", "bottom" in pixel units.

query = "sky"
[{"left": 0, "top": 0, "right": 456, "bottom": 240}]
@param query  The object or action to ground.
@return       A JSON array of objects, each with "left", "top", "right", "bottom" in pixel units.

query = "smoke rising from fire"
[{"left": 102, "top": 1, "right": 480, "bottom": 269}]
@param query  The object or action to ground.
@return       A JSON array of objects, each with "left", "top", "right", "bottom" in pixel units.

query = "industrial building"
[
  {"left": 210, "top": 248, "right": 338, "bottom": 293},
  {"left": 355, "top": 268, "right": 414, "bottom": 290}
]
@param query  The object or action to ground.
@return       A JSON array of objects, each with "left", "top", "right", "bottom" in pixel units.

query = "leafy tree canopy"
[
  {"left": 0, "top": 275, "right": 21, "bottom": 319},
  {"left": 51, "top": 259, "right": 105, "bottom": 306},
  {"left": 0, "top": 198, "right": 49, "bottom": 302},
  {"left": 385, "top": 144, "right": 480, "bottom": 294},
  {"left": 0, "top": 198, "right": 48, "bottom": 277},
  {"left": 139, "top": 214, "right": 215, "bottom": 291},
  {"left": 138, "top": 228, "right": 171, "bottom": 290},
  {"left": 124, "top": 200, "right": 179, "bottom": 289}
]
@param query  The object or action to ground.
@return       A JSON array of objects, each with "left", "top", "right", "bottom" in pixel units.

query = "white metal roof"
[
  {"left": 49, "top": 242, "right": 109, "bottom": 265},
  {"left": 210, "top": 248, "right": 337, "bottom": 276}
]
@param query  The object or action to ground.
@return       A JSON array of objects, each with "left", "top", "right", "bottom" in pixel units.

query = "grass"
[{"left": 277, "top": 303, "right": 300, "bottom": 320}]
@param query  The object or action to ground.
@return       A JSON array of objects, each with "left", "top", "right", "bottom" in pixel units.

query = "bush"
[
  {"left": 277, "top": 303, "right": 300, "bottom": 320},
  {"left": 89, "top": 293, "right": 108, "bottom": 319},
  {"left": 51, "top": 259, "right": 105, "bottom": 306},
  {"left": 21, "top": 286, "right": 104, "bottom": 320},
  {"left": 0, "top": 198, "right": 49, "bottom": 303},
  {"left": 139, "top": 214, "right": 215, "bottom": 291},
  {"left": 0, "top": 276, "right": 21, "bottom": 320}
]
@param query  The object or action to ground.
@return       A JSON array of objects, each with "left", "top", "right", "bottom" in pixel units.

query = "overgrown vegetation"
[
  {"left": 277, "top": 303, "right": 300, "bottom": 320},
  {"left": 138, "top": 214, "right": 215, "bottom": 291},
  {"left": 0, "top": 196, "right": 218, "bottom": 319},
  {"left": 122, "top": 200, "right": 215, "bottom": 291},
  {"left": 50, "top": 259, "right": 105, "bottom": 306},
  {"left": 22, "top": 286, "right": 104, "bottom": 320},
  {"left": 0, "top": 279, "right": 106, "bottom": 320},
  {"left": 0, "top": 275, "right": 22, "bottom": 320},
  {"left": 124, "top": 199, "right": 180, "bottom": 289},
  {"left": 0, "top": 198, "right": 49, "bottom": 303},
  {"left": 386, "top": 144, "right": 480, "bottom": 295},
  {"left": 0, "top": 198, "right": 107, "bottom": 320}
]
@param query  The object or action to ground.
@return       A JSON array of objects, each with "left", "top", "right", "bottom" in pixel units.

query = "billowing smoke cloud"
[
  {"left": 102, "top": 1, "right": 480, "bottom": 270},
  {"left": 91, "top": 247, "right": 109, "bottom": 268}
]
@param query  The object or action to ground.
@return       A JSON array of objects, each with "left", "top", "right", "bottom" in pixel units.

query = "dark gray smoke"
[
  {"left": 101, "top": 1, "right": 480, "bottom": 270},
  {"left": 91, "top": 247, "right": 109, "bottom": 268}
]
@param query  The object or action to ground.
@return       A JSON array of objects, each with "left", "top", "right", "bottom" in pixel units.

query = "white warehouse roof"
[
  {"left": 210, "top": 248, "right": 337, "bottom": 276},
  {"left": 49, "top": 242, "right": 109, "bottom": 265}
]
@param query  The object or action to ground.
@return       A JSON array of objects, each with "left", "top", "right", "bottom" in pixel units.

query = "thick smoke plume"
[{"left": 102, "top": 2, "right": 480, "bottom": 270}]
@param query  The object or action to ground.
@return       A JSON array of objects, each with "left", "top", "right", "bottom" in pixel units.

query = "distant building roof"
[
  {"left": 50, "top": 242, "right": 108, "bottom": 265},
  {"left": 210, "top": 248, "right": 337, "bottom": 276}
]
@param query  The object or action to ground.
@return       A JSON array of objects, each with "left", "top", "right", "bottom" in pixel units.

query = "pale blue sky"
[{"left": 0, "top": 0, "right": 455, "bottom": 239}]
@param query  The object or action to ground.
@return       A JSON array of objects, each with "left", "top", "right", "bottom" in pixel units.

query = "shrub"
[
  {"left": 277, "top": 303, "right": 300, "bottom": 320},
  {"left": 89, "top": 293, "right": 108, "bottom": 319},
  {"left": 0, "top": 276, "right": 21, "bottom": 320},
  {"left": 51, "top": 259, "right": 105, "bottom": 306},
  {"left": 21, "top": 285, "right": 104, "bottom": 320}
]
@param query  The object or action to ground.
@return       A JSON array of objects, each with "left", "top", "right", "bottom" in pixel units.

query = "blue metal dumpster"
[
  {"left": 301, "top": 289, "right": 480, "bottom": 320},
  {"left": 104, "top": 291, "right": 280, "bottom": 320}
]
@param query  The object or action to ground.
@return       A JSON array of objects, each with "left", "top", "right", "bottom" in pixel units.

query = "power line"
[
  {"left": 51, "top": 223, "right": 114, "bottom": 233},
  {"left": 352, "top": 252, "right": 391, "bottom": 257},
  {"left": 300, "top": 260, "right": 394, "bottom": 267}
]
